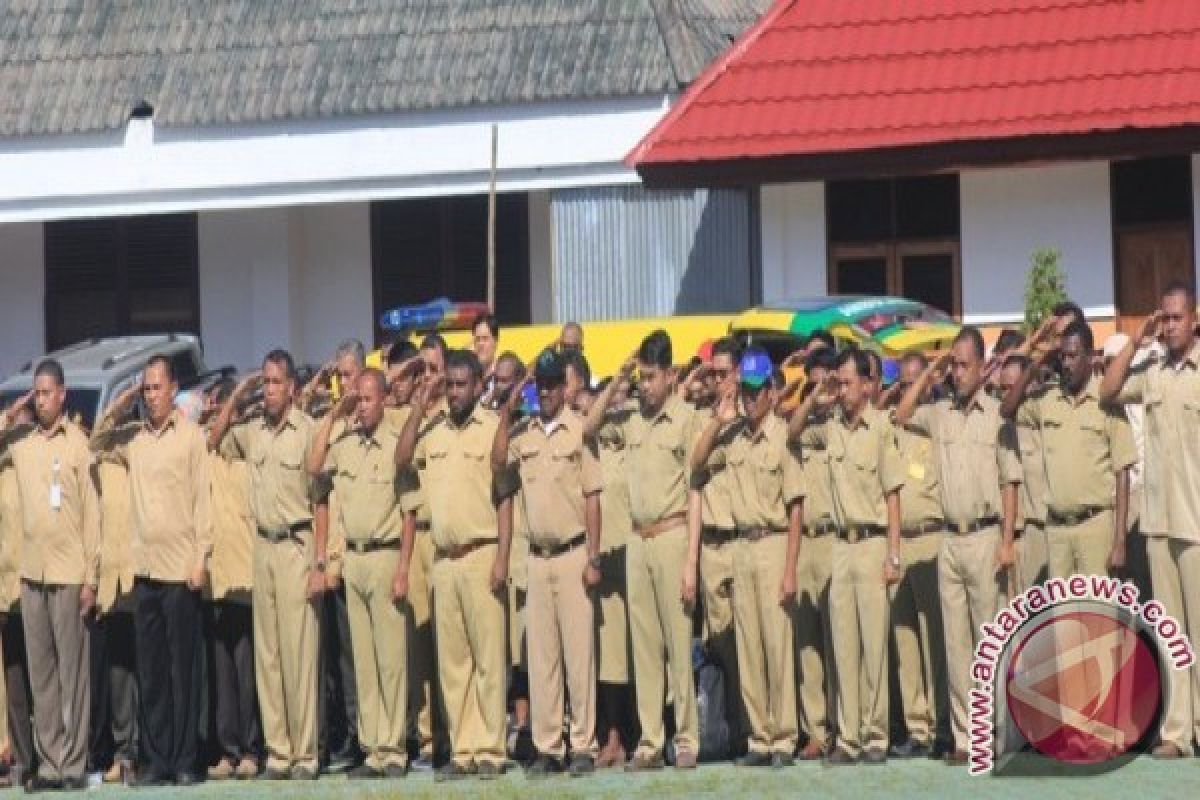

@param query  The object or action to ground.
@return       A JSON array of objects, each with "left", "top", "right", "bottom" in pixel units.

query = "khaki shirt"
[
  {"left": 1010, "top": 419, "right": 1048, "bottom": 527},
  {"left": 692, "top": 407, "right": 737, "bottom": 530},
  {"left": 209, "top": 452, "right": 255, "bottom": 599},
  {"left": 221, "top": 407, "right": 316, "bottom": 534},
  {"left": 1, "top": 420, "right": 100, "bottom": 586},
  {"left": 1116, "top": 342, "right": 1200, "bottom": 538},
  {"left": 797, "top": 415, "right": 837, "bottom": 530},
  {"left": 908, "top": 392, "right": 1023, "bottom": 531},
  {"left": 400, "top": 404, "right": 446, "bottom": 528},
  {"left": 895, "top": 422, "right": 943, "bottom": 528},
  {"left": 413, "top": 405, "right": 501, "bottom": 550},
  {"left": 595, "top": 428, "right": 632, "bottom": 553},
  {"left": 95, "top": 460, "right": 136, "bottom": 612},
  {"left": 0, "top": 466, "right": 21, "bottom": 612},
  {"left": 1021, "top": 377, "right": 1137, "bottom": 515},
  {"left": 821, "top": 407, "right": 904, "bottom": 528},
  {"left": 92, "top": 411, "right": 213, "bottom": 582},
  {"left": 726, "top": 413, "right": 803, "bottom": 532},
  {"left": 324, "top": 410, "right": 415, "bottom": 545},
  {"left": 600, "top": 397, "right": 700, "bottom": 528},
  {"left": 508, "top": 410, "right": 602, "bottom": 548}
]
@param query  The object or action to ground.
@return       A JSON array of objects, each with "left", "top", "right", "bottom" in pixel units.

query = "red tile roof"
[{"left": 628, "top": 0, "right": 1200, "bottom": 170}]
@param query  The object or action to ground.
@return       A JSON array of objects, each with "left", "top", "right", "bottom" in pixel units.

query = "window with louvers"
[{"left": 44, "top": 214, "right": 199, "bottom": 351}]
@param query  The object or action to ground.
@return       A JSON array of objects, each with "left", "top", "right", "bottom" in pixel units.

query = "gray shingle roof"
[{"left": 0, "top": 0, "right": 768, "bottom": 137}]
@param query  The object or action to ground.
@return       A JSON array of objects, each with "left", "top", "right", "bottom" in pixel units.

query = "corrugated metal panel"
[{"left": 551, "top": 185, "right": 753, "bottom": 321}]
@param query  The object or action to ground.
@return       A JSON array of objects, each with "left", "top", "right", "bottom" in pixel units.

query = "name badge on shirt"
[{"left": 50, "top": 483, "right": 62, "bottom": 511}]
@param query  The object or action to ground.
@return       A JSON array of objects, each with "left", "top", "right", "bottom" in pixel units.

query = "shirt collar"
[
  {"left": 35, "top": 415, "right": 68, "bottom": 439},
  {"left": 535, "top": 410, "right": 569, "bottom": 437},
  {"left": 144, "top": 410, "right": 179, "bottom": 437}
]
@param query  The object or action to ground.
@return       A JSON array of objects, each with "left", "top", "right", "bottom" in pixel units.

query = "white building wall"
[
  {"left": 960, "top": 162, "right": 1115, "bottom": 325},
  {"left": 759, "top": 182, "right": 827, "bottom": 302},
  {"left": 0, "top": 222, "right": 44, "bottom": 375}
]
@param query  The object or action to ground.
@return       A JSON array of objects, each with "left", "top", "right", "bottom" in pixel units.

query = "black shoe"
[
  {"left": 889, "top": 739, "right": 931, "bottom": 759},
  {"left": 434, "top": 761, "right": 474, "bottom": 782},
  {"left": 384, "top": 763, "right": 409, "bottom": 779},
  {"left": 175, "top": 772, "right": 204, "bottom": 786},
  {"left": 735, "top": 752, "right": 773, "bottom": 768},
  {"left": 347, "top": 764, "right": 383, "bottom": 780},
  {"left": 24, "top": 775, "right": 63, "bottom": 793},
  {"left": 862, "top": 749, "right": 887, "bottom": 765},
  {"left": 823, "top": 748, "right": 858, "bottom": 766},
  {"left": 568, "top": 755, "right": 594, "bottom": 777},
  {"left": 61, "top": 775, "right": 89, "bottom": 791},
  {"left": 260, "top": 767, "right": 290, "bottom": 781},
  {"left": 771, "top": 753, "right": 795, "bottom": 769},
  {"left": 476, "top": 761, "right": 505, "bottom": 780},
  {"left": 128, "top": 772, "right": 173, "bottom": 788},
  {"left": 410, "top": 755, "right": 434, "bottom": 773},
  {"left": 525, "top": 755, "right": 563, "bottom": 778},
  {"left": 510, "top": 729, "right": 535, "bottom": 764}
]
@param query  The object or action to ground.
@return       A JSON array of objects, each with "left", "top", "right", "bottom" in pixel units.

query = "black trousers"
[
  {"left": 211, "top": 601, "right": 262, "bottom": 762},
  {"left": 2, "top": 612, "right": 34, "bottom": 777},
  {"left": 88, "top": 611, "right": 138, "bottom": 770},
  {"left": 318, "top": 586, "right": 359, "bottom": 760},
  {"left": 134, "top": 579, "right": 200, "bottom": 779}
]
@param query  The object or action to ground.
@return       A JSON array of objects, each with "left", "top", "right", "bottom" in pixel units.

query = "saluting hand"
[
  {"left": 333, "top": 390, "right": 359, "bottom": 421},
  {"left": 618, "top": 352, "right": 638, "bottom": 380},
  {"left": 1137, "top": 310, "right": 1164, "bottom": 348},
  {"left": 1, "top": 389, "right": 33, "bottom": 427},
  {"left": 232, "top": 371, "right": 262, "bottom": 405},
  {"left": 716, "top": 383, "right": 739, "bottom": 425}
]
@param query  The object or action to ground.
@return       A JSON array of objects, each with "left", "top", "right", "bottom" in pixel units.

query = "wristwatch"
[{"left": 887, "top": 553, "right": 902, "bottom": 569}]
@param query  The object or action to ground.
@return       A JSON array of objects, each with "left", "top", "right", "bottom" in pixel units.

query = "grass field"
[{"left": 64, "top": 756, "right": 1200, "bottom": 800}]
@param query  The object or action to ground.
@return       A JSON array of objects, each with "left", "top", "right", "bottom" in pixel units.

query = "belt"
[
  {"left": 436, "top": 539, "right": 493, "bottom": 560},
  {"left": 835, "top": 524, "right": 887, "bottom": 543},
  {"left": 702, "top": 526, "right": 737, "bottom": 546},
  {"left": 257, "top": 521, "right": 311, "bottom": 544},
  {"left": 1047, "top": 507, "right": 1107, "bottom": 527},
  {"left": 902, "top": 520, "right": 944, "bottom": 537},
  {"left": 345, "top": 538, "right": 402, "bottom": 555},
  {"left": 634, "top": 512, "right": 687, "bottom": 540},
  {"left": 739, "top": 526, "right": 787, "bottom": 542},
  {"left": 529, "top": 532, "right": 587, "bottom": 559},
  {"left": 946, "top": 515, "right": 1001, "bottom": 535},
  {"left": 804, "top": 520, "right": 838, "bottom": 537},
  {"left": 414, "top": 520, "right": 431, "bottom": 533}
]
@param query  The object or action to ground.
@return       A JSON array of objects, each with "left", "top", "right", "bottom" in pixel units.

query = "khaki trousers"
[
  {"left": 1148, "top": 535, "right": 1200, "bottom": 753},
  {"left": 432, "top": 543, "right": 507, "bottom": 767},
  {"left": 829, "top": 536, "right": 890, "bottom": 757},
  {"left": 253, "top": 536, "right": 319, "bottom": 771},
  {"left": 595, "top": 546, "right": 629, "bottom": 685},
  {"left": 407, "top": 530, "right": 438, "bottom": 758},
  {"left": 526, "top": 543, "right": 597, "bottom": 759},
  {"left": 939, "top": 528, "right": 1002, "bottom": 753},
  {"left": 891, "top": 531, "right": 947, "bottom": 746},
  {"left": 344, "top": 548, "right": 409, "bottom": 769},
  {"left": 795, "top": 531, "right": 833, "bottom": 748},
  {"left": 22, "top": 581, "right": 89, "bottom": 782},
  {"left": 1047, "top": 511, "right": 1112, "bottom": 579},
  {"left": 626, "top": 525, "right": 698, "bottom": 758},
  {"left": 733, "top": 533, "right": 797, "bottom": 755},
  {"left": 700, "top": 534, "right": 748, "bottom": 746},
  {"left": 1014, "top": 522, "right": 1048, "bottom": 594}
]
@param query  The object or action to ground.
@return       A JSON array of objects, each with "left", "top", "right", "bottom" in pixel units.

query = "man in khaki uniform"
[
  {"left": 881, "top": 352, "right": 949, "bottom": 759},
  {"left": 1101, "top": 282, "right": 1200, "bottom": 758},
  {"left": 209, "top": 350, "right": 324, "bottom": 781},
  {"left": 0, "top": 411, "right": 32, "bottom": 788},
  {"left": 1004, "top": 322, "right": 1134, "bottom": 579},
  {"left": 815, "top": 349, "right": 904, "bottom": 765},
  {"left": 994, "top": 355, "right": 1049, "bottom": 595},
  {"left": 585, "top": 330, "right": 702, "bottom": 771},
  {"left": 497, "top": 349, "right": 603, "bottom": 777},
  {"left": 895, "top": 327, "right": 1021, "bottom": 765},
  {"left": 0, "top": 361, "right": 100, "bottom": 791},
  {"left": 694, "top": 349, "right": 804, "bottom": 768},
  {"left": 91, "top": 354, "right": 213, "bottom": 786},
  {"left": 311, "top": 369, "right": 414, "bottom": 779},
  {"left": 205, "top": 381, "right": 262, "bottom": 781},
  {"left": 396, "top": 349, "right": 513, "bottom": 781}
]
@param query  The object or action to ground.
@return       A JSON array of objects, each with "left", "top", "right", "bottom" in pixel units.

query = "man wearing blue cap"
[{"left": 692, "top": 348, "right": 804, "bottom": 768}]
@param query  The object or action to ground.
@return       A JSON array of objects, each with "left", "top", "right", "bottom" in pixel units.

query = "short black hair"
[
  {"left": 445, "top": 348, "right": 482, "bottom": 383},
  {"left": 263, "top": 348, "right": 296, "bottom": 381},
  {"left": 771, "top": 368, "right": 786, "bottom": 390},
  {"left": 835, "top": 347, "right": 872, "bottom": 379},
  {"left": 1052, "top": 301, "right": 1086, "bottom": 326},
  {"left": 359, "top": 367, "right": 387, "bottom": 396},
  {"left": 1163, "top": 280, "right": 1197, "bottom": 307},
  {"left": 145, "top": 354, "right": 175, "bottom": 383},
  {"left": 637, "top": 329, "right": 672, "bottom": 369},
  {"left": 496, "top": 351, "right": 526, "bottom": 380},
  {"left": 806, "top": 347, "right": 838, "bottom": 373},
  {"left": 33, "top": 358, "right": 64, "bottom": 386},
  {"left": 994, "top": 329, "right": 1026, "bottom": 354},
  {"left": 865, "top": 350, "right": 882, "bottom": 380},
  {"left": 953, "top": 326, "right": 986, "bottom": 361},
  {"left": 1060, "top": 320, "right": 1095, "bottom": 354},
  {"left": 1003, "top": 353, "right": 1032, "bottom": 372},
  {"left": 387, "top": 340, "right": 418, "bottom": 367},
  {"left": 563, "top": 349, "right": 591, "bottom": 387},
  {"left": 419, "top": 333, "right": 448, "bottom": 357},
  {"left": 711, "top": 336, "right": 742, "bottom": 363},
  {"left": 900, "top": 351, "right": 928, "bottom": 370},
  {"left": 809, "top": 330, "right": 836, "bottom": 350},
  {"left": 472, "top": 313, "right": 499, "bottom": 338},
  {"left": 210, "top": 378, "right": 236, "bottom": 405}
]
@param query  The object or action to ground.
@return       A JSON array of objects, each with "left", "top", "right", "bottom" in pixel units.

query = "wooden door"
[{"left": 1115, "top": 225, "right": 1194, "bottom": 335}]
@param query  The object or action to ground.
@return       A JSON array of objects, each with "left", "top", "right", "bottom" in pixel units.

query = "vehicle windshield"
[{"left": 0, "top": 387, "right": 101, "bottom": 432}]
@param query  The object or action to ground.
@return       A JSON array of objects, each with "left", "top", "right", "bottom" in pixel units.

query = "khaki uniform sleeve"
[
  {"left": 878, "top": 421, "right": 905, "bottom": 495},
  {"left": 581, "top": 436, "right": 604, "bottom": 495},
  {"left": 1107, "top": 406, "right": 1137, "bottom": 472},
  {"left": 191, "top": 428, "right": 214, "bottom": 571},
  {"left": 1016, "top": 392, "right": 1042, "bottom": 429},
  {"left": 1114, "top": 362, "right": 1148, "bottom": 406},
  {"left": 997, "top": 422, "right": 1024, "bottom": 486},
  {"left": 906, "top": 403, "right": 935, "bottom": 436},
  {"left": 783, "top": 441, "right": 805, "bottom": 505},
  {"left": 799, "top": 420, "right": 827, "bottom": 449},
  {"left": 218, "top": 421, "right": 247, "bottom": 461},
  {"left": 79, "top": 443, "right": 102, "bottom": 587},
  {"left": 89, "top": 415, "right": 129, "bottom": 465}
]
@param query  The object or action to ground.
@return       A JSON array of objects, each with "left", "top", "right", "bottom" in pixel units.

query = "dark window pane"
[
  {"left": 834, "top": 257, "right": 888, "bottom": 296},
  {"left": 1112, "top": 156, "right": 1192, "bottom": 226},
  {"left": 827, "top": 180, "right": 892, "bottom": 243},
  {"left": 895, "top": 175, "right": 960, "bottom": 238},
  {"left": 901, "top": 253, "right": 955, "bottom": 314}
]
